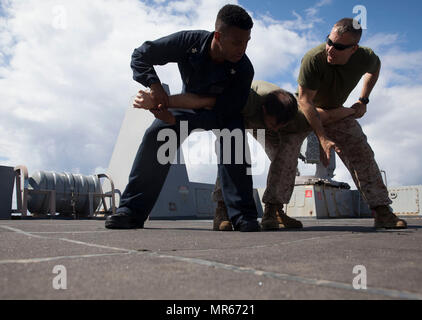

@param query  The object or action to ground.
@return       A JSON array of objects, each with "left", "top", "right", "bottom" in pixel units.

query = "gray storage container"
[{"left": 0, "top": 166, "right": 15, "bottom": 219}]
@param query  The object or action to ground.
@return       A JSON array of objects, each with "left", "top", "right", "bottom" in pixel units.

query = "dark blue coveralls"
[{"left": 118, "top": 30, "right": 258, "bottom": 226}]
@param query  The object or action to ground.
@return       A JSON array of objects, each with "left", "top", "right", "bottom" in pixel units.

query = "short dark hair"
[
  {"left": 215, "top": 4, "right": 253, "bottom": 31},
  {"left": 264, "top": 89, "right": 298, "bottom": 124},
  {"left": 334, "top": 18, "right": 362, "bottom": 42}
]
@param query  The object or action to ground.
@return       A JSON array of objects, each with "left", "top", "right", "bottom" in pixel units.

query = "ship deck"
[{"left": 1, "top": 217, "right": 421, "bottom": 300}]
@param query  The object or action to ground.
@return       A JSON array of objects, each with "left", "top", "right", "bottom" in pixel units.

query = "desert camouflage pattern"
[
  {"left": 214, "top": 117, "right": 391, "bottom": 208},
  {"left": 324, "top": 117, "right": 391, "bottom": 208},
  {"left": 213, "top": 128, "right": 309, "bottom": 205}
]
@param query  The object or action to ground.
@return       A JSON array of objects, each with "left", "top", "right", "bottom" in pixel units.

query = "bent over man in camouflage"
[
  {"left": 212, "top": 80, "right": 356, "bottom": 231},
  {"left": 297, "top": 18, "right": 407, "bottom": 229}
]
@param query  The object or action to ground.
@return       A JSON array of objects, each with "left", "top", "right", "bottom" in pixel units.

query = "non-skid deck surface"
[{"left": 1, "top": 218, "right": 421, "bottom": 300}]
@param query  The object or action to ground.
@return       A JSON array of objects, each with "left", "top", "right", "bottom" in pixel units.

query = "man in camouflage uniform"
[
  {"left": 212, "top": 80, "right": 356, "bottom": 231},
  {"left": 297, "top": 18, "right": 407, "bottom": 229}
]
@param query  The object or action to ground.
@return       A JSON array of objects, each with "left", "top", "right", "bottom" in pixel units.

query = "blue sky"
[
  {"left": 239, "top": 0, "right": 422, "bottom": 85},
  {"left": 241, "top": 0, "right": 422, "bottom": 51},
  {"left": 1, "top": 0, "right": 422, "bottom": 191}
]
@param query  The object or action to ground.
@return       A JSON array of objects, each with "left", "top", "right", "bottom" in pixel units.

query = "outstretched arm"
[
  {"left": 298, "top": 85, "right": 340, "bottom": 166},
  {"left": 134, "top": 90, "right": 217, "bottom": 126},
  {"left": 317, "top": 106, "right": 356, "bottom": 125},
  {"left": 133, "top": 90, "right": 216, "bottom": 110}
]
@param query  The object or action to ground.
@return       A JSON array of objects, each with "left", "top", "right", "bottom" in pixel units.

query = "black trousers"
[{"left": 118, "top": 109, "right": 258, "bottom": 225}]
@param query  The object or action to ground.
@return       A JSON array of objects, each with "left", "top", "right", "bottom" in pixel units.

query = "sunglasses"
[{"left": 326, "top": 36, "right": 356, "bottom": 51}]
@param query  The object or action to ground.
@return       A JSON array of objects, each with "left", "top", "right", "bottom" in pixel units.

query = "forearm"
[
  {"left": 299, "top": 99, "right": 329, "bottom": 142},
  {"left": 318, "top": 107, "right": 356, "bottom": 125},
  {"left": 360, "top": 67, "right": 380, "bottom": 99},
  {"left": 168, "top": 94, "right": 216, "bottom": 110},
  {"left": 297, "top": 86, "right": 340, "bottom": 164}
]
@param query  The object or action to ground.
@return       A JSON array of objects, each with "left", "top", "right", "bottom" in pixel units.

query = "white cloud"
[
  {"left": 362, "top": 85, "right": 422, "bottom": 187},
  {"left": 333, "top": 38, "right": 422, "bottom": 189},
  {"left": 248, "top": 20, "right": 310, "bottom": 80},
  {"left": 0, "top": 0, "right": 230, "bottom": 176},
  {"left": 166, "top": 0, "right": 197, "bottom": 14},
  {"left": 0, "top": 0, "right": 421, "bottom": 196},
  {"left": 361, "top": 33, "right": 399, "bottom": 51},
  {"left": 0, "top": 0, "right": 310, "bottom": 176}
]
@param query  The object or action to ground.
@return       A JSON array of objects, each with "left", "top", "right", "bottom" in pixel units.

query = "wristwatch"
[{"left": 359, "top": 97, "right": 369, "bottom": 104}]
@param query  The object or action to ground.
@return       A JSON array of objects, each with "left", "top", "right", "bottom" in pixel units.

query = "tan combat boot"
[
  {"left": 213, "top": 201, "right": 233, "bottom": 231},
  {"left": 373, "top": 205, "right": 407, "bottom": 229},
  {"left": 261, "top": 204, "right": 280, "bottom": 231},
  {"left": 277, "top": 207, "right": 303, "bottom": 229}
]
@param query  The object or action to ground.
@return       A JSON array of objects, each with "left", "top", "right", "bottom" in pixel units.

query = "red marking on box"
[{"left": 305, "top": 190, "right": 313, "bottom": 198}]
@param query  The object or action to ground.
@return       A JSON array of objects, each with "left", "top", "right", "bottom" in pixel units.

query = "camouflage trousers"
[
  {"left": 213, "top": 128, "right": 309, "bottom": 205},
  {"left": 214, "top": 117, "right": 391, "bottom": 208},
  {"left": 324, "top": 117, "right": 391, "bottom": 208}
]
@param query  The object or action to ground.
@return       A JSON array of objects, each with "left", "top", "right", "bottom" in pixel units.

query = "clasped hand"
[
  {"left": 133, "top": 89, "right": 176, "bottom": 125},
  {"left": 351, "top": 101, "right": 367, "bottom": 119},
  {"left": 133, "top": 90, "right": 158, "bottom": 110}
]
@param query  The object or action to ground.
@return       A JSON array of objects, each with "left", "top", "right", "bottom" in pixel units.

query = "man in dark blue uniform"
[{"left": 105, "top": 4, "right": 260, "bottom": 232}]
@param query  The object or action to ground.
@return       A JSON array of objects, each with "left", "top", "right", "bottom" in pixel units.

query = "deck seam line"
[
  {"left": 149, "top": 252, "right": 422, "bottom": 300},
  {"left": 0, "top": 225, "right": 137, "bottom": 253},
  {"left": 2, "top": 225, "right": 421, "bottom": 300},
  {"left": 0, "top": 252, "right": 134, "bottom": 265}
]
